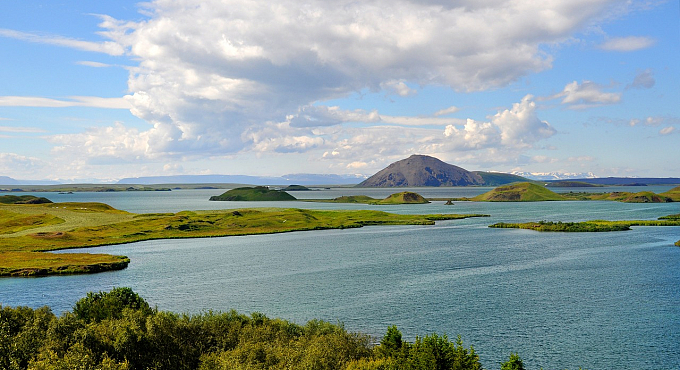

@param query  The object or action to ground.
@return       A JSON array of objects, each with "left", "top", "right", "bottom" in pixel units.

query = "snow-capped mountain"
[{"left": 511, "top": 171, "right": 597, "bottom": 181}]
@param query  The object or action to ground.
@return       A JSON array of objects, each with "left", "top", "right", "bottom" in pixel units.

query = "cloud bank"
[{"left": 31, "top": 0, "right": 642, "bottom": 172}]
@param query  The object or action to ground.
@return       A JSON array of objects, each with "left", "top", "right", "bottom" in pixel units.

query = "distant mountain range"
[
  {"left": 0, "top": 176, "right": 60, "bottom": 186},
  {"left": 116, "top": 173, "right": 365, "bottom": 186},
  {"left": 511, "top": 171, "right": 597, "bottom": 181}
]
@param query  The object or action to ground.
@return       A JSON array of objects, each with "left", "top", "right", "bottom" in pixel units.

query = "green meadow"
[{"left": 0, "top": 201, "right": 487, "bottom": 276}]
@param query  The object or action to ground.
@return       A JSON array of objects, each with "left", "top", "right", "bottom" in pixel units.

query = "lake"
[{"left": 1, "top": 188, "right": 679, "bottom": 369}]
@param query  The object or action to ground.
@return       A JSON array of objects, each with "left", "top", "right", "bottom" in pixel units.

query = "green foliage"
[
  {"left": 73, "top": 287, "right": 152, "bottom": 323},
  {"left": 1, "top": 288, "right": 503, "bottom": 370},
  {"left": 500, "top": 353, "right": 525, "bottom": 370},
  {"left": 376, "top": 192, "right": 429, "bottom": 205}
]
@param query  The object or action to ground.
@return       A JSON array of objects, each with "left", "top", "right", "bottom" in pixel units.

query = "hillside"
[
  {"left": 473, "top": 183, "right": 565, "bottom": 201},
  {"left": 209, "top": 186, "right": 296, "bottom": 201},
  {"left": 661, "top": 185, "right": 680, "bottom": 201},
  {"left": 472, "top": 171, "right": 530, "bottom": 186},
  {"left": 358, "top": 155, "right": 484, "bottom": 187},
  {"left": 377, "top": 191, "right": 430, "bottom": 204}
]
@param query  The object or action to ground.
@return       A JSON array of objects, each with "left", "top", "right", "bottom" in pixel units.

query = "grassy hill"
[
  {"left": 472, "top": 171, "right": 530, "bottom": 186},
  {"left": 661, "top": 185, "right": 680, "bottom": 201},
  {"left": 376, "top": 191, "right": 429, "bottom": 204},
  {"left": 209, "top": 186, "right": 297, "bottom": 201},
  {"left": 472, "top": 182, "right": 565, "bottom": 201}
]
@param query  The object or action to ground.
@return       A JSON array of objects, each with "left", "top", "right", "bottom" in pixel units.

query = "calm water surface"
[{"left": 1, "top": 189, "right": 679, "bottom": 369}]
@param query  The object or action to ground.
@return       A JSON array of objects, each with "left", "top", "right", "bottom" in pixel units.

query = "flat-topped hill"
[
  {"left": 209, "top": 187, "right": 296, "bottom": 201},
  {"left": 473, "top": 183, "right": 565, "bottom": 201}
]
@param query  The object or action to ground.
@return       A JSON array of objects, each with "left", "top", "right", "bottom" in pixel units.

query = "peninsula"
[{"left": 0, "top": 201, "right": 487, "bottom": 276}]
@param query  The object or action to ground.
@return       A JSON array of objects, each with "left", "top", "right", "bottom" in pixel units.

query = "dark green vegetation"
[
  {"left": 0, "top": 288, "right": 534, "bottom": 370},
  {"left": 0, "top": 202, "right": 487, "bottom": 276},
  {"left": 283, "top": 185, "right": 311, "bottom": 191},
  {"left": 0, "top": 195, "right": 53, "bottom": 204},
  {"left": 209, "top": 186, "right": 297, "bottom": 201},
  {"left": 490, "top": 214, "right": 680, "bottom": 233},
  {"left": 472, "top": 183, "right": 565, "bottom": 202},
  {"left": 471, "top": 171, "right": 530, "bottom": 186}
]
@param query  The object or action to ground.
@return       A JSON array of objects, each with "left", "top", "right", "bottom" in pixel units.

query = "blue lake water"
[{"left": 1, "top": 188, "right": 679, "bottom": 369}]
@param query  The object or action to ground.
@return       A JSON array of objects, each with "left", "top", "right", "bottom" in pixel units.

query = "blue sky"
[{"left": 0, "top": 0, "right": 678, "bottom": 182}]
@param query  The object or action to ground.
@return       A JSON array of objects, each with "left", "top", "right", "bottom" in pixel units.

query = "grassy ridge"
[
  {"left": 490, "top": 215, "right": 680, "bottom": 233},
  {"left": 0, "top": 203, "right": 487, "bottom": 276},
  {"left": 472, "top": 182, "right": 565, "bottom": 201}
]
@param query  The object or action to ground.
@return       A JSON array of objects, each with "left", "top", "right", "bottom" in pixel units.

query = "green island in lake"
[
  {"left": 465, "top": 182, "right": 680, "bottom": 203},
  {"left": 0, "top": 195, "right": 487, "bottom": 276}
]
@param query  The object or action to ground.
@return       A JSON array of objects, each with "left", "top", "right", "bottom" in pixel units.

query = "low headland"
[{"left": 0, "top": 200, "right": 487, "bottom": 276}]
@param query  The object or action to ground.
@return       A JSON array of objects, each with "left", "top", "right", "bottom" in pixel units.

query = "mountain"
[
  {"left": 0, "top": 176, "right": 60, "bottom": 185},
  {"left": 358, "top": 155, "right": 530, "bottom": 187},
  {"left": 358, "top": 155, "right": 484, "bottom": 187}
]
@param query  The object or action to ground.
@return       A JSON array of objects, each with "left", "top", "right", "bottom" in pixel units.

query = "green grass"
[
  {"left": 376, "top": 192, "right": 429, "bottom": 204},
  {"left": 309, "top": 192, "right": 429, "bottom": 205},
  {"left": 472, "top": 182, "right": 565, "bottom": 202},
  {"left": 661, "top": 185, "right": 680, "bottom": 201},
  {"left": 490, "top": 216, "right": 680, "bottom": 233},
  {"left": 0, "top": 203, "right": 488, "bottom": 276}
]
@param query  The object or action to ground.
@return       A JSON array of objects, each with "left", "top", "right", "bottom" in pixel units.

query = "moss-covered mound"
[
  {"left": 472, "top": 182, "right": 564, "bottom": 202},
  {"left": 377, "top": 191, "right": 429, "bottom": 204},
  {"left": 209, "top": 186, "right": 296, "bottom": 201},
  {"left": 0, "top": 195, "right": 53, "bottom": 204},
  {"left": 661, "top": 185, "right": 680, "bottom": 201},
  {"left": 328, "top": 195, "right": 378, "bottom": 203}
]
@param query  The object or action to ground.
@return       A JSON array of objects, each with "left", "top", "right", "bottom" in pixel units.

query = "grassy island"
[
  {"left": 472, "top": 183, "right": 565, "bottom": 201},
  {"left": 209, "top": 186, "right": 297, "bottom": 201},
  {"left": 0, "top": 201, "right": 487, "bottom": 276},
  {"left": 490, "top": 214, "right": 680, "bottom": 234},
  {"left": 460, "top": 182, "right": 678, "bottom": 203},
  {"left": 310, "top": 191, "right": 429, "bottom": 205}
]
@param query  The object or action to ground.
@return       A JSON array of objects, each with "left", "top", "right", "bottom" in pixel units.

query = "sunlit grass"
[{"left": 0, "top": 203, "right": 487, "bottom": 276}]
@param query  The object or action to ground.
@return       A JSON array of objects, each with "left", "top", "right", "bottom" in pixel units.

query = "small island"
[
  {"left": 209, "top": 186, "right": 297, "bottom": 201},
  {"left": 459, "top": 182, "right": 679, "bottom": 203},
  {"left": 315, "top": 191, "right": 430, "bottom": 205}
]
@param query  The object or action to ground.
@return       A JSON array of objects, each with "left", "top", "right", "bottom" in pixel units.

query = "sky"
[{"left": 0, "top": 0, "right": 678, "bottom": 182}]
